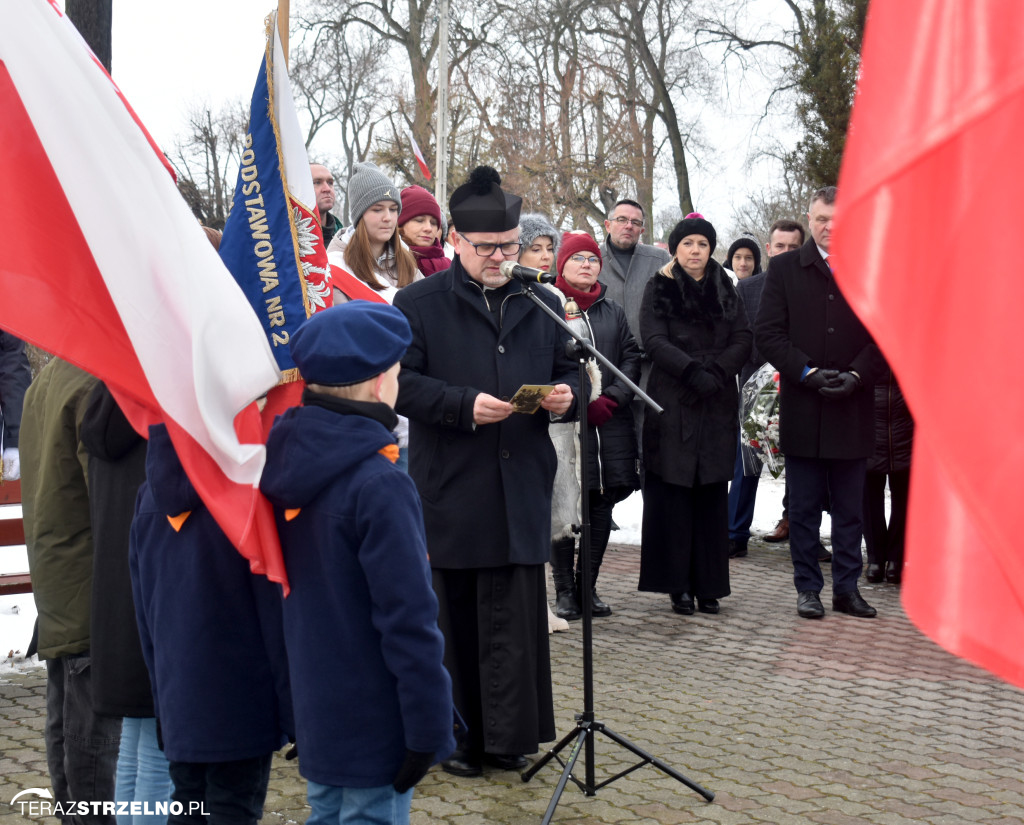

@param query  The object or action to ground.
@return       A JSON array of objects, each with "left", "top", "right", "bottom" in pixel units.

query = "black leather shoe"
[
  {"left": 697, "top": 598, "right": 719, "bottom": 614},
  {"left": 817, "top": 543, "right": 832, "bottom": 563},
  {"left": 482, "top": 753, "right": 528, "bottom": 771},
  {"left": 833, "top": 589, "right": 877, "bottom": 618},
  {"left": 865, "top": 563, "right": 883, "bottom": 583},
  {"left": 670, "top": 592, "right": 695, "bottom": 615},
  {"left": 884, "top": 562, "right": 901, "bottom": 584},
  {"left": 728, "top": 539, "right": 748, "bottom": 558},
  {"left": 797, "top": 590, "right": 825, "bottom": 619},
  {"left": 441, "top": 749, "right": 482, "bottom": 777}
]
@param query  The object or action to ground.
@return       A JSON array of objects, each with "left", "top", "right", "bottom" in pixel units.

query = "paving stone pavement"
[{"left": 2, "top": 539, "right": 1023, "bottom": 825}]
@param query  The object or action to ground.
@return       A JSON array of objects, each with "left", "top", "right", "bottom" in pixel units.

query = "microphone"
[{"left": 498, "top": 261, "right": 556, "bottom": 284}]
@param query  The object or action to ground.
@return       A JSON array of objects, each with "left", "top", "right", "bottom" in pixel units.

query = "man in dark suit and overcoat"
[{"left": 755, "top": 186, "right": 883, "bottom": 619}]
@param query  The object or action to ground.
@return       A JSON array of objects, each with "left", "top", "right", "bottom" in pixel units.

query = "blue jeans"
[
  {"left": 115, "top": 717, "right": 173, "bottom": 825},
  {"left": 306, "top": 781, "right": 413, "bottom": 825},
  {"left": 45, "top": 654, "right": 122, "bottom": 825},
  {"left": 727, "top": 433, "right": 759, "bottom": 541}
]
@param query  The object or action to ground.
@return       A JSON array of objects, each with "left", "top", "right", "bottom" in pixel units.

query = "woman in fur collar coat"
[{"left": 638, "top": 216, "right": 752, "bottom": 616}]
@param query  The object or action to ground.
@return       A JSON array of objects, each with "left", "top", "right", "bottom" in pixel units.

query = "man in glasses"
[
  {"left": 599, "top": 199, "right": 669, "bottom": 347},
  {"left": 393, "top": 165, "right": 580, "bottom": 778},
  {"left": 600, "top": 200, "right": 670, "bottom": 467}
]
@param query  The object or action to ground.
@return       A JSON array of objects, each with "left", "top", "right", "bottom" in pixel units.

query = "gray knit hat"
[
  {"left": 518, "top": 213, "right": 560, "bottom": 255},
  {"left": 347, "top": 161, "right": 401, "bottom": 226}
]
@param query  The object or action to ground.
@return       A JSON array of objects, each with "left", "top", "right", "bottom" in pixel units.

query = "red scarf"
[
  {"left": 555, "top": 274, "right": 602, "bottom": 311},
  {"left": 408, "top": 240, "right": 451, "bottom": 276}
]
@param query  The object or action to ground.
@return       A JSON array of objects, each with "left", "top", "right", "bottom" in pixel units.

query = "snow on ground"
[
  {"left": 610, "top": 469, "right": 831, "bottom": 547},
  {"left": 1, "top": 503, "right": 40, "bottom": 674}
]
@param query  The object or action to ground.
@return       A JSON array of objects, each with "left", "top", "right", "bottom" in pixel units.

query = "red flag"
[
  {"left": 0, "top": 2, "right": 286, "bottom": 588},
  {"left": 834, "top": 0, "right": 1024, "bottom": 687}
]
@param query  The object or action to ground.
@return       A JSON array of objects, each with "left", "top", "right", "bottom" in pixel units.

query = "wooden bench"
[{"left": 0, "top": 479, "right": 31, "bottom": 595}]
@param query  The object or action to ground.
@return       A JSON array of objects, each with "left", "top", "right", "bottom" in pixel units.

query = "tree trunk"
[{"left": 65, "top": 0, "right": 113, "bottom": 73}]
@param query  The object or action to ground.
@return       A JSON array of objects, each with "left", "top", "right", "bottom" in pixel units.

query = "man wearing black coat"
[
  {"left": 755, "top": 186, "right": 883, "bottom": 619},
  {"left": 394, "top": 166, "right": 579, "bottom": 777}
]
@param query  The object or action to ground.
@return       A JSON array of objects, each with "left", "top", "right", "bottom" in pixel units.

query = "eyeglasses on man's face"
[
  {"left": 610, "top": 216, "right": 644, "bottom": 229},
  {"left": 458, "top": 233, "right": 522, "bottom": 257},
  {"left": 569, "top": 254, "right": 600, "bottom": 265}
]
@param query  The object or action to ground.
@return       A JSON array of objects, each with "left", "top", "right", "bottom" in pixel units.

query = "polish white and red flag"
[
  {"left": 0, "top": 1, "right": 288, "bottom": 588},
  {"left": 407, "top": 128, "right": 433, "bottom": 181}
]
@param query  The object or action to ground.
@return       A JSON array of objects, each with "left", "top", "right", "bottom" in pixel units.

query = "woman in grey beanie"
[
  {"left": 517, "top": 213, "right": 560, "bottom": 273},
  {"left": 326, "top": 161, "right": 420, "bottom": 301},
  {"left": 325, "top": 161, "right": 421, "bottom": 472}
]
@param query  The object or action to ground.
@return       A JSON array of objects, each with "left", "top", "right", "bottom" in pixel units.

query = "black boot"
[
  {"left": 551, "top": 538, "right": 581, "bottom": 620},
  {"left": 576, "top": 543, "right": 612, "bottom": 617}
]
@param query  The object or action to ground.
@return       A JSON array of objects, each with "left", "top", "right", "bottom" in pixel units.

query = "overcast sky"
[{"left": 67, "top": 1, "right": 793, "bottom": 239}]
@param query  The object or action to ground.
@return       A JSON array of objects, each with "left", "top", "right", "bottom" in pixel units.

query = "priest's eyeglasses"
[{"left": 458, "top": 233, "right": 523, "bottom": 257}]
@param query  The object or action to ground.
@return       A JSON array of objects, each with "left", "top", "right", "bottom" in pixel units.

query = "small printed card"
[{"left": 510, "top": 384, "right": 555, "bottom": 414}]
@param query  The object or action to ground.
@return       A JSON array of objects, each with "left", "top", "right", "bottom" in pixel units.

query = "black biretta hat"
[{"left": 449, "top": 166, "right": 522, "bottom": 233}]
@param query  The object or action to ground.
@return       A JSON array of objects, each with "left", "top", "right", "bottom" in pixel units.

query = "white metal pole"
[{"left": 435, "top": 0, "right": 449, "bottom": 212}]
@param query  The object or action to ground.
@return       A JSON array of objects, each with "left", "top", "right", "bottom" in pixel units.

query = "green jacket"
[{"left": 21, "top": 359, "right": 98, "bottom": 659}]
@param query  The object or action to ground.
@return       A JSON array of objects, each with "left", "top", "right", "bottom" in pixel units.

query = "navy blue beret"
[{"left": 290, "top": 303, "right": 412, "bottom": 386}]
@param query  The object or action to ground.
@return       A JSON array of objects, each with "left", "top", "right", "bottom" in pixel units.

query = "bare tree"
[
  {"left": 728, "top": 139, "right": 814, "bottom": 240},
  {"left": 698, "top": 0, "right": 867, "bottom": 187},
  {"left": 290, "top": 22, "right": 393, "bottom": 220},
  {"left": 296, "top": 0, "right": 500, "bottom": 196},
  {"left": 584, "top": 0, "right": 706, "bottom": 216},
  {"left": 170, "top": 102, "right": 248, "bottom": 229}
]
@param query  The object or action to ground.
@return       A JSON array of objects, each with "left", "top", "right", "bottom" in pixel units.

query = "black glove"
[
  {"left": 818, "top": 371, "right": 861, "bottom": 399},
  {"left": 802, "top": 368, "right": 840, "bottom": 392},
  {"left": 688, "top": 367, "right": 721, "bottom": 398},
  {"left": 392, "top": 749, "right": 434, "bottom": 794}
]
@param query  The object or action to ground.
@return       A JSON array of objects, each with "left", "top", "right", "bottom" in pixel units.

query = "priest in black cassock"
[{"left": 394, "top": 166, "right": 582, "bottom": 776}]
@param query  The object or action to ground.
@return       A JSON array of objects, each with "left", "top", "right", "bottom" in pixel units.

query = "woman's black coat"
[
  {"left": 554, "top": 284, "right": 641, "bottom": 492},
  {"left": 639, "top": 260, "right": 752, "bottom": 487},
  {"left": 868, "top": 360, "right": 915, "bottom": 474}
]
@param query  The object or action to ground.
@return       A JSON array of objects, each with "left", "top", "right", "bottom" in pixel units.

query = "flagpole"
[
  {"left": 435, "top": 0, "right": 449, "bottom": 211},
  {"left": 277, "top": 0, "right": 290, "bottom": 65}
]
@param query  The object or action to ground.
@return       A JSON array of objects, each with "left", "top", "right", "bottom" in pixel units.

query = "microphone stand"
[{"left": 516, "top": 283, "right": 714, "bottom": 823}]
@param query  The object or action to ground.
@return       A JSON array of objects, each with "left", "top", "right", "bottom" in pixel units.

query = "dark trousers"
[
  {"left": 45, "top": 654, "right": 122, "bottom": 825},
  {"left": 638, "top": 472, "right": 730, "bottom": 599},
  {"left": 786, "top": 455, "right": 866, "bottom": 595},
  {"left": 168, "top": 754, "right": 273, "bottom": 825},
  {"left": 727, "top": 433, "right": 759, "bottom": 541},
  {"left": 863, "top": 468, "right": 910, "bottom": 573}
]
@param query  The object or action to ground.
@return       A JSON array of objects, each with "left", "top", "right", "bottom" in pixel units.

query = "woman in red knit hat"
[
  {"left": 545, "top": 231, "right": 641, "bottom": 620},
  {"left": 397, "top": 185, "right": 451, "bottom": 277}
]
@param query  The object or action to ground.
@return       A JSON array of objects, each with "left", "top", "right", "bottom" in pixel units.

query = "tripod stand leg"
[
  {"left": 598, "top": 724, "right": 715, "bottom": 801},
  {"left": 537, "top": 727, "right": 589, "bottom": 825},
  {"left": 521, "top": 724, "right": 585, "bottom": 782}
]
